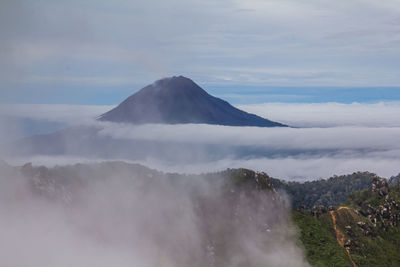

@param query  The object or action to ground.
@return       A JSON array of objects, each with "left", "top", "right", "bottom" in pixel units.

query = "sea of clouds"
[{"left": 1, "top": 102, "right": 400, "bottom": 180}]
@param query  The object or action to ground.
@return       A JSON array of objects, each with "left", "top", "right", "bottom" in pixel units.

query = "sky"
[{"left": 1, "top": 0, "right": 400, "bottom": 105}]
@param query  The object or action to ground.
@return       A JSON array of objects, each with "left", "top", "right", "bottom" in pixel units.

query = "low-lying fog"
[
  {"left": 0, "top": 161, "right": 308, "bottom": 267},
  {"left": 1, "top": 102, "right": 400, "bottom": 180}
]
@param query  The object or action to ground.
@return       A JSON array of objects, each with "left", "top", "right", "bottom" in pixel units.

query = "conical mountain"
[{"left": 99, "top": 76, "right": 286, "bottom": 127}]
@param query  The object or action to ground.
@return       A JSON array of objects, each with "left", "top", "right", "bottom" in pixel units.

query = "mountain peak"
[
  {"left": 99, "top": 76, "right": 286, "bottom": 127},
  {"left": 147, "top": 75, "right": 203, "bottom": 91},
  {"left": 156, "top": 75, "right": 190, "bottom": 83},
  {"left": 151, "top": 76, "right": 190, "bottom": 87}
]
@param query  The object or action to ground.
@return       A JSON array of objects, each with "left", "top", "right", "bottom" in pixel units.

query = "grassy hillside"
[
  {"left": 295, "top": 179, "right": 400, "bottom": 267},
  {"left": 292, "top": 211, "right": 351, "bottom": 266}
]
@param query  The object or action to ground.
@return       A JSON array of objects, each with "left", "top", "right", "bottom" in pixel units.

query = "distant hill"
[
  {"left": 99, "top": 76, "right": 286, "bottom": 127},
  {"left": 271, "top": 172, "right": 378, "bottom": 209}
]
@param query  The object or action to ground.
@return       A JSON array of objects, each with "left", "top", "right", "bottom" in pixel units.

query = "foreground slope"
[{"left": 294, "top": 177, "right": 400, "bottom": 266}]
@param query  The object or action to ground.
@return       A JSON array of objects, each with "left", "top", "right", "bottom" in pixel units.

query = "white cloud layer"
[
  {"left": 98, "top": 123, "right": 400, "bottom": 151},
  {"left": 0, "top": 104, "right": 112, "bottom": 124},
  {"left": 2, "top": 101, "right": 400, "bottom": 128},
  {"left": 2, "top": 102, "right": 400, "bottom": 180},
  {"left": 238, "top": 102, "right": 400, "bottom": 127}
]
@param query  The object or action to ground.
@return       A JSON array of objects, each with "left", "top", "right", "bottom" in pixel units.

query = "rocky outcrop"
[
  {"left": 371, "top": 177, "right": 389, "bottom": 196},
  {"left": 356, "top": 221, "right": 374, "bottom": 237},
  {"left": 311, "top": 205, "right": 328, "bottom": 218},
  {"left": 356, "top": 179, "right": 400, "bottom": 231}
]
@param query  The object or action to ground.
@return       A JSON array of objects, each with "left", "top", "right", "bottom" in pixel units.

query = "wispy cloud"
[
  {"left": 1, "top": 0, "right": 400, "bottom": 104},
  {"left": 0, "top": 104, "right": 112, "bottom": 124},
  {"left": 11, "top": 154, "right": 399, "bottom": 182}
]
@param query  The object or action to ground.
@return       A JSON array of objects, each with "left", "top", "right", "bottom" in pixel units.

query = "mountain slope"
[
  {"left": 294, "top": 178, "right": 400, "bottom": 266},
  {"left": 99, "top": 76, "right": 286, "bottom": 127}
]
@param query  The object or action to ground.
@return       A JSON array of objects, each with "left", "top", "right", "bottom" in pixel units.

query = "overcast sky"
[{"left": 1, "top": 0, "right": 400, "bottom": 104}]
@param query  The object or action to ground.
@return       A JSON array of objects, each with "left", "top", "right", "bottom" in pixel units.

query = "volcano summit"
[{"left": 99, "top": 76, "right": 286, "bottom": 127}]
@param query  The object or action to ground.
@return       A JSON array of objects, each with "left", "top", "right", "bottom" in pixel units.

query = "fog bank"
[
  {"left": 0, "top": 161, "right": 309, "bottom": 266},
  {"left": 2, "top": 102, "right": 400, "bottom": 180}
]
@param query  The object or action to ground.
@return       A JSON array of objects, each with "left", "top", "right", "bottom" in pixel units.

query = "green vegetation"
[
  {"left": 271, "top": 172, "right": 378, "bottom": 209},
  {"left": 223, "top": 169, "right": 400, "bottom": 266},
  {"left": 222, "top": 168, "right": 274, "bottom": 190},
  {"left": 295, "top": 180, "right": 400, "bottom": 267},
  {"left": 342, "top": 182, "right": 400, "bottom": 266},
  {"left": 292, "top": 211, "right": 351, "bottom": 266}
]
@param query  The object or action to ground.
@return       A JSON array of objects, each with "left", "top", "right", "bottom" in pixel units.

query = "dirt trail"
[{"left": 329, "top": 207, "right": 358, "bottom": 267}]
